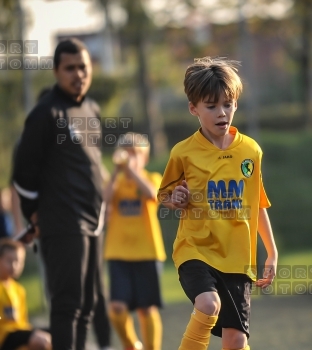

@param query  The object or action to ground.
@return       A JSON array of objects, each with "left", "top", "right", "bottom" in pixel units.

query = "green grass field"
[{"left": 20, "top": 249, "right": 312, "bottom": 315}]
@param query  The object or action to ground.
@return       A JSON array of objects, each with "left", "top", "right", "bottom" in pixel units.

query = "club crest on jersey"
[{"left": 241, "top": 159, "right": 254, "bottom": 178}]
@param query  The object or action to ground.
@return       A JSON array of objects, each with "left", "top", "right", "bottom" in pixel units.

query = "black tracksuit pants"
[{"left": 40, "top": 233, "right": 103, "bottom": 350}]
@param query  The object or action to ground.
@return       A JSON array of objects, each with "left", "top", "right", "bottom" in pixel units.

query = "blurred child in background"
[
  {"left": 0, "top": 188, "right": 14, "bottom": 239},
  {"left": 0, "top": 238, "right": 51, "bottom": 350},
  {"left": 104, "top": 133, "right": 166, "bottom": 350}
]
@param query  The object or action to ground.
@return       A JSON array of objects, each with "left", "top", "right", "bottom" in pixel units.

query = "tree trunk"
[{"left": 134, "top": 33, "right": 167, "bottom": 157}]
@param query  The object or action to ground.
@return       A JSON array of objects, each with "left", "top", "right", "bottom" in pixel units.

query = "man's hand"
[
  {"left": 30, "top": 212, "right": 40, "bottom": 238},
  {"left": 17, "top": 212, "right": 40, "bottom": 245}
]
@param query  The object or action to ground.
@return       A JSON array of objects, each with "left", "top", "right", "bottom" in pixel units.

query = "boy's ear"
[{"left": 188, "top": 102, "right": 197, "bottom": 116}]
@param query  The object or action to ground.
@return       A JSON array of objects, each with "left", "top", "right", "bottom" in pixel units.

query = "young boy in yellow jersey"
[
  {"left": 158, "top": 57, "right": 278, "bottom": 350},
  {"left": 0, "top": 238, "right": 51, "bottom": 350},
  {"left": 104, "top": 133, "right": 166, "bottom": 350}
]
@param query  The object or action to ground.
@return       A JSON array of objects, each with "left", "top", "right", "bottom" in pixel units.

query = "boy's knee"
[
  {"left": 28, "top": 330, "right": 52, "bottom": 350},
  {"left": 109, "top": 300, "right": 128, "bottom": 314},
  {"left": 137, "top": 305, "right": 157, "bottom": 316},
  {"left": 222, "top": 328, "right": 247, "bottom": 349},
  {"left": 195, "top": 291, "right": 221, "bottom": 315}
]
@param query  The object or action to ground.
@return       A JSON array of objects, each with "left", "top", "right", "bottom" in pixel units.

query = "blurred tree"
[
  {"left": 0, "top": 0, "right": 17, "bottom": 39},
  {"left": 291, "top": 0, "right": 312, "bottom": 128},
  {"left": 95, "top": 0, "right": 168, "bottom": 157},
  {"left": 143, "top": 0, "right": 294, "bottom": 138},
  {"left": 0, "top": 0, "right": 23, "bottom": 189}
]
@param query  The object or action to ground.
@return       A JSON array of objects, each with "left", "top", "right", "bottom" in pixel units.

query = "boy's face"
[
  {"left": 125, "top": 148, "right": 147, "bottom": 171},
  {"left": 0, "top": 248, "right": 25, "bottom": 280},
  {"left": 189, "top": 91, "right": 237, "bottom": 140}
]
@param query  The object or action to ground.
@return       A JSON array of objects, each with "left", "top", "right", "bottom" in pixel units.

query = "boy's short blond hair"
[
  {"left": 117, "top": 132, "right": 150, "bottom": 157},
  {"left": 0, "top": 238, "right": 25, "bottom": 258},
  {"left": 184, "top": 56, "right": 243, "bottom": 105}
]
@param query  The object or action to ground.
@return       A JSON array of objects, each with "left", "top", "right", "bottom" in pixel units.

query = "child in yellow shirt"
[
  {"left": 158, "top": 57, "right": 278, "bottom": 350},
  {"left": 0, "top": 238, "right": 51, "bottom": 350},
  {"left": 104, "top": 133, "right": 166, "bottom": 350}
]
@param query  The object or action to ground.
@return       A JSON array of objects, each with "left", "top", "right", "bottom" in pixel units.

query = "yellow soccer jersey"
[
  {"left": 158, "top": 127, "right": 270, "bottom": 280},
  {"left": 104, "top": 170, "right": 166, "bottom": 261},
  {"left": 0, "top": 278, "right": 32, "bottom": 346}
]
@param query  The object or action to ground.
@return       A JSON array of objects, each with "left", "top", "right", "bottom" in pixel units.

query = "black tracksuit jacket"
[{"left": 13, "top": 84, "right": 104, "bottom": 236}]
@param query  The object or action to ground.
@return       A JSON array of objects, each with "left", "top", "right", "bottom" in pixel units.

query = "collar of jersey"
[{"left": 195, "top": 126, "right": 242, "bottom": 150}]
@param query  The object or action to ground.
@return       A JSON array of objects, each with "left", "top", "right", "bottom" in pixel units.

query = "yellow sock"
[
  {"left": 178, "top": 308, "right": 218, "bottom": 350},
  {"left": 108, "top": 308, "right": 140, "bottom": 348},
  {"left": 137, "top": 307, "right": 162, "bottom": 350}
]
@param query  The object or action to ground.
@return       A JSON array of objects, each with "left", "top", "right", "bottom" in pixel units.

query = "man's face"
[
  {"left": 54, "top": 50, "right": 92, "bottom": 101},
  {"left": 0, "top": 249, "right": 25, "bottom": 280}
]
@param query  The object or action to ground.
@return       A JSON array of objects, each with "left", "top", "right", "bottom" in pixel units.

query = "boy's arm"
[
  {"left": 103, "top": 168, "right": 118, "bottom": 204},
  {"left": 255, "top": 208, "right": 278, "bottom": 288},
  {"left": 126, "top": 167, "right": 157, "bottom": 200}
]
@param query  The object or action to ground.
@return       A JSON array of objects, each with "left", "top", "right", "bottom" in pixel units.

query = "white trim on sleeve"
[
  {"left": 13, "top": 181, "right": 39, "bottom": 199},
  {"left": 94, "top": 201, "right": 105, "bottom": 236}
]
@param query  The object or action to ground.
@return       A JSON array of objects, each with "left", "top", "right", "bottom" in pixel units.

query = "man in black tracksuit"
[{"left": 13, "top": 39, "right": 110, "bottom": 350}]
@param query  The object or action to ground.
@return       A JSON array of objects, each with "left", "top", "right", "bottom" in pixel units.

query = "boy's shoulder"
[
  {"left": 170, "top": 132, "right": 198, "bottom": 156},
  {"left": 0, "top": 278, "right": 25, "bottom": 294},
  {"left": 144, "top": 170, "right": 162, "bottom": 183},
  {"left": 10, "top": 278, "right": 25, "bottom": 292},
  {"left": 239, "top": 132, "right": 262, "bottom": 153}
]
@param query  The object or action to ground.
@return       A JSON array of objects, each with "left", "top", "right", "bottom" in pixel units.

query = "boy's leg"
[
  {"left": 178, "top": 308, "right": 218, "bottom": 350},
  {"left": 221, "top": 328, "right": 248, "bottom": 350},
  {"left": 28, "top": 329, "right": 52, "bottom": 350},
  {"left": 137, "top": 306, "right": 162, "bottom": 350},
  {"left": 178, "top": 260, "right": 221, "bottom": 350},
  {"left": 108, "top": 303, "right": 142, "bottom": 350}
]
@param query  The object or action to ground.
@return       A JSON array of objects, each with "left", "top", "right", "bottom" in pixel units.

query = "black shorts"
[
  {"left": 178, "top": 259, "right": 252, "bottom": 338},
  {"left": 108, "top": 260, "right": 163, "bottom": 311},
  {"left": 0, "top": 330, "right": 33, "bottom": 350}
]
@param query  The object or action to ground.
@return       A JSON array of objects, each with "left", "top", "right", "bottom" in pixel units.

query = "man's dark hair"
[{"left": 54, "top": 38, "right": 89, "bottom": 69}]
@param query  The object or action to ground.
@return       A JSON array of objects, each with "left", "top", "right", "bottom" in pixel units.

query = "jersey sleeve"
[
  {"left": 157, "top": 151, "right": 184, "bottom": 203},
  {"left": 259, "top": 172, "right": 271, "bottom": 208},
  {"left": 12, "top": 104, "right": 54, "bottom": 221}
]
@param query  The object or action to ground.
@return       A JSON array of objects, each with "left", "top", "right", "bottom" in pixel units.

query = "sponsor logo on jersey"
[
  {"left": 207, "top": 180, "right": 244, "bottom": 211},
  {"left": 119, "top": 199, "right": 142, "bottom": 216},
  {"left": 4, "top": 306, "right": 16, "bottom": 320},
  {"left": 218, "top": 155, "right": 233, "bottom": 159}
]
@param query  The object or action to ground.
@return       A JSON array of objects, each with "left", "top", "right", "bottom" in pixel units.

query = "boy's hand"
[
  {"left": 172, "top": 180, "right": 190, "bottom": 208},
  {"left": 255, "top": 257, "right": 277, "bottom": 288}
]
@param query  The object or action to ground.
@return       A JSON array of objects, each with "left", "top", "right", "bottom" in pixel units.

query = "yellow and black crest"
[{"left": 241, "top": 159, "right": 254, "bottom": 178}]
